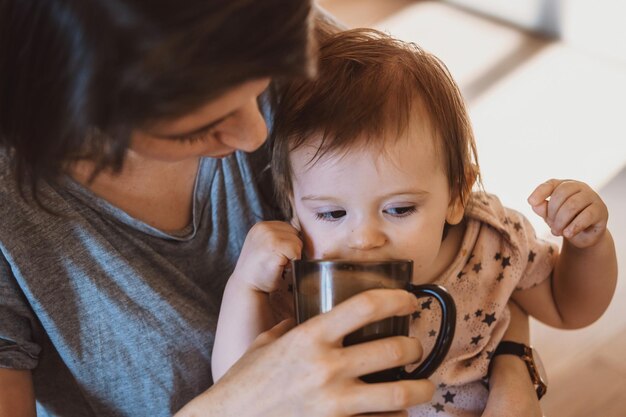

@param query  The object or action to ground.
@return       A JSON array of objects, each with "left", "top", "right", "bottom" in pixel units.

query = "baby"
[{"left": 212, "top": 29, "right": 617, "bottom": 416}]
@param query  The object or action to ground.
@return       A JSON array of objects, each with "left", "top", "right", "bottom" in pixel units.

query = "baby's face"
[{"left": 290, "top": 120, "right": 457, "bottom": 284}]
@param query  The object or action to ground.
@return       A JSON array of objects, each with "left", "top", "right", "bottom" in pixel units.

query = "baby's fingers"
[
  {"left": 563, "top": 205, "right": 608, "bottom": 248},
  {"left": 528, "top": 179, "right": 563, "bottom": 207},
  {"left": 549, "top": 190, "right": 591, "bottom": 235}
]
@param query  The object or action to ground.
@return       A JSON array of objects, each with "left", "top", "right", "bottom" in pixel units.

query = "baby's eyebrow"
[
  {"left": 379, "top": 189, "right": 430, "bottom": 199},
  {"left": 300, "top": 194, "right": 339, "bottom": 202}
]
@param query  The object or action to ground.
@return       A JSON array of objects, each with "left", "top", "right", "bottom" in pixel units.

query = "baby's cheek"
[
  {"left": 301, "top": 234, "right": 322, "bottom": 259},
  {"left": 304, "top": 239, "right": 335, "bottom": 260}
]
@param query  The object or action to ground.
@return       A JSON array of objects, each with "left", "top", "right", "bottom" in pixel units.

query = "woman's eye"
[
  {"left": 384, "top": 206, "right": 416, "bottom": 217},
  {"left": 172, "top": 131, "right": 211, "bottom": 144},
  {"left": 169, "top": 125, "right": 218, "bottom": 144},
  {"left": 315, "top": 210, "right": 347, "bottom": 221}
]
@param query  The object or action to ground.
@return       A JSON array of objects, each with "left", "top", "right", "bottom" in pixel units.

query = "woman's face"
[{"left": 129, "top": 78, "right": 271, "bottom": 161}]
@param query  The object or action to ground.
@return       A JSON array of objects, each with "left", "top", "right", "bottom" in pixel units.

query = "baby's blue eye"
[
  {"left": 315, "top": 210, "right": 346, "bottom": 221},
  {"left": 384, "top": 206, "right": 417, "bottom": 217}
]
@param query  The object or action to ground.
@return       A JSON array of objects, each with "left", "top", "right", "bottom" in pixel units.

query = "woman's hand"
[
  {"left": 180, "top": 289, "right": 435, "bottom": 417},
  {"left": 481, "top": 355, "right": 543, "bottom": 417}
]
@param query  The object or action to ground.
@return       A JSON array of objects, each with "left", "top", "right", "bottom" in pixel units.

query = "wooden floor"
[{"left": 319, "top": 1, "right": 626, "bottom": 416}]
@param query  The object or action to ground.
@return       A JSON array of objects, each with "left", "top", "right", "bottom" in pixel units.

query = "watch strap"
[
  {"left": 489, "top": 341, "right": 547, "bottom": 400},
  {"left": 494, "top": 340, "right": 530, "bottom": 357}
]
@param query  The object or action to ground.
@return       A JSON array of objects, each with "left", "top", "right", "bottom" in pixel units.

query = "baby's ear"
[
  {"left": 446, "top": 164, "right": 479, "bottom": 225},
  {"left": 446, "top": 197, "right": 465, "bottom": 225}
]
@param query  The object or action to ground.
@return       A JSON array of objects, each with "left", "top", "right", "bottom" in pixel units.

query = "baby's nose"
[{"left": 347, "top": 223, "right": 387, "bottom": 251}]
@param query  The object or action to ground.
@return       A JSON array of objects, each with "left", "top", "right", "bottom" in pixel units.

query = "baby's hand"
[
  {"left": 231, "top": 221, "right": 303, "bottom": 293},
  {"left": 528, "top": 179, "right": 608, "bottom": 248}
]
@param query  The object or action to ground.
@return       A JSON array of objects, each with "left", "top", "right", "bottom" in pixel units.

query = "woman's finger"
[
  {"left": 250, "top": 318, "right": 295, "bottom": 349},
  {"left": 339, "top": 335, "right": 423, "bottom": 378},
  {"left": 355, "top": 412, "right": 408, "bottom": 417},
  {"left": 304, "top": 289, "right": 419, "bottom": 344},
  {"left": 343, "top": 379, "right": 435, "bottom": 415}
]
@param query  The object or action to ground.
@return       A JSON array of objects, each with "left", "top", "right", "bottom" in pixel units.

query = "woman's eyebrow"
[{"left": 154, "top": 111, "right": 235, "bottom": 139}]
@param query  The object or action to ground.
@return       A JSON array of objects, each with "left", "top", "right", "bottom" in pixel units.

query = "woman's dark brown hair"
[
  {"left": 271, "top": 28, "right": 480, "bottom": 217},
  {"left": 0, "top": 0, "right": 314, "bottom": 202}
]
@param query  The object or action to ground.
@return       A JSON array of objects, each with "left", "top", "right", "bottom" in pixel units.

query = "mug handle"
[{"left": 401, "top": 284, "right": 456, "bottom": 379}]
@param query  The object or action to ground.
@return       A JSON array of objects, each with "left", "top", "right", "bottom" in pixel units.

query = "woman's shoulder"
[{"left": 0, "top": 149, "right": 22, "bottom": 207}]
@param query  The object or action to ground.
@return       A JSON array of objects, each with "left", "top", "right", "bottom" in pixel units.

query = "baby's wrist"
[
  {"left": 226, "top": 272, "right": 269, "bottom": 295},
  {"left": 563, "top": 227, "right": 609, "bottom": 251}
]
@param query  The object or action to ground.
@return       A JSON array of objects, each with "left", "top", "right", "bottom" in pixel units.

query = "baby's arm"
[
  {"left": 513, "top": 179, "right": 617, "bottom": 329},
  {"left": 211, "top": 221, "right": 302, "bottom": 382}
]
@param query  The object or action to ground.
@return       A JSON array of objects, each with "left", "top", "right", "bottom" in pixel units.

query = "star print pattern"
[
  {"left": 265, "top": 193, "right": 558, "bottom": 417},
  {"left": 471, "top": 335, "right": 483, "bottom": 345},
  {"left": 443, "top": 391, "right": 456, "bottom": 403},
  {"left": 482, "top": 313, "right": 496, "bottom": 326},
  {"left": 399, "top": 193, "right": 558, "bottom": 417}
]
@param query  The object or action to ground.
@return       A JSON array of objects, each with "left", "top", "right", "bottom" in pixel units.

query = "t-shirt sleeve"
[
  {"left": 0, "top": 254, "right": 41, "bottom": 370},
  {"left": 512, "top": 212, "right": 559, "bottom": 290}
]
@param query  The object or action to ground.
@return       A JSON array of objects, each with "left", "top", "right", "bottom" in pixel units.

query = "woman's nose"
[
  {"left": 224, "top": 99, "right": 268, "bottom": 152},
  {"left": 347, "top": 222, "right": 387, "bottom": 251}
]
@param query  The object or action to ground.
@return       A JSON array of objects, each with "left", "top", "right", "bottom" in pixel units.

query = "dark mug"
[{"left": 292, "top": 259, "right": 456, "bottom": 383}]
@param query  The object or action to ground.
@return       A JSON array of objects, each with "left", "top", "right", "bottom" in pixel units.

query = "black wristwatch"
[{"left": 489, "top": 341, "right": 548, "bottom": 399}]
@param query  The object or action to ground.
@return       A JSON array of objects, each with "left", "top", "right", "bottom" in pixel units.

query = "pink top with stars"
[
  {"left": 269, "top": 193, "right": 558, "bottom": 417},
  {"left": 408, "top": 193, "right": 557, "bottom": 416}
]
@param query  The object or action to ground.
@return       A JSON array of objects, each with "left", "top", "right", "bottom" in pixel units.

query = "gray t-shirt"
[{"left": 0, "top": 145, "right": 278, "bottom": 416}]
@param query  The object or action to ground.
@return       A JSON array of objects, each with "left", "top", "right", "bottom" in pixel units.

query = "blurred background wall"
[{"left": 318, "top": 1, "right": 626, "bottom": 415}]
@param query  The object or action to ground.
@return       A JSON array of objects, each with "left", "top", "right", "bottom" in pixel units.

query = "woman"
[{"left": 0, "top": 1, "right": 541, "bottom": 416}]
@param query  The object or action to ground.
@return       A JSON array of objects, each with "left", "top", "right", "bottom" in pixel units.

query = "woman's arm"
[
  {"left": 182, "top": 289, "right": 435, "bottom": 417},
  {"left": 482, "top": 301, "right": 542, "bottom": 417},
  {"left": 0, "top": 369, "right": 36, "bottom": 417}
]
